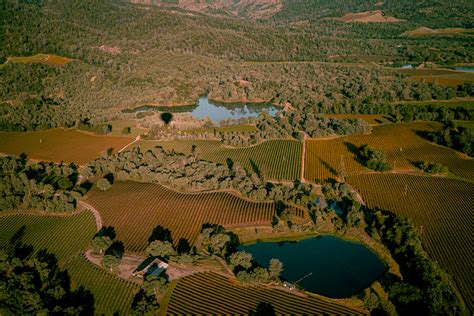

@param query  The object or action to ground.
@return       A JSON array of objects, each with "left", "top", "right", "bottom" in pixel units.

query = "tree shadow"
[{"left": 318, "top": 158, "right": 337, "bottom": 176}]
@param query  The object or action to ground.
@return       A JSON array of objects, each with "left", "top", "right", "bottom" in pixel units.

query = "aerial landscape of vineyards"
[
  {"left": 347, "top": 173, "right": 474, "bottom": 310},
  {"left": 1, "top": 0, "right": 473, "bottom": 314},
  {"left": 0, "top": 212, "right": 96, "bottom": 265},
  {"left": 137, "top": 139, "right": 302, "bottom": 180},
  {"left": 166, "top": 272, "right": 367, "bottom": 315},
  {"left": 305, "top": 122, "right": 474, "bottom": 181},
  {"left": 86, "top": 181, "right": 308, "bottom": 252},
  {"left": 66, "top": 254, "right": 140, "bottom": 315}
]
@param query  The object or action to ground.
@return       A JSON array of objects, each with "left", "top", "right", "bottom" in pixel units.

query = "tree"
[
  {"left": 148, "top": 225, "right": 173, "bottom": 243},
  {"left": 143, "top": 275, "right": 169, "bottom": 296},
  {"left": 229, "top": 251, "right": 253, "bottom": 270},
  {"left": 146, "top": 240, "right": 176, "bottom": 257},
  {"left": 268, "top": 259, "right": 283, "bottom": 279},
  {"left": 97, "top": 178, "right": 111, "bottom": 191},
  {"left": 176, "top": 238, "right": 191, "bottom": 254},
  {"left": 102, "top": 241, "right": 125, "bottom": 270},
  {"left": 92, "top": 236, "right": 112, "bottom": 254},
  {"left": 253, "top": 302, "right": 276, "bottom": 316},
  {"left": 131, "top": 289, "right": 160, "bottom": 315}
]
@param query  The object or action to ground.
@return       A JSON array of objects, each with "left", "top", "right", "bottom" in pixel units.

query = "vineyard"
[
  {"left": 347, "top": 174, "right": 474, "bottom": 311},
  {"left": 304, "top": 122, "right": 474, "bottom": 181},
  {"left": 86, "top": 181, "right": 308, "bottom": 252},
  {"left": 165, "top": 272, "right": 367, "bottom": 315},
  {"left": 0, "top": 129, "right": 133, "bottom": 165},
  {"left": 136, "top": 139, "right": 302, "bottom": 180},
  {"left": 0, "top": 212, "right": 96, "bottom": 266},
  {"left": 65, "top": 254, "right": 139, "bottom": 315}
]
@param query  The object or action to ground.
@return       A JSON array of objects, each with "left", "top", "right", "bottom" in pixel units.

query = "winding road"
[{"left": 78, "top": 200, "right": 103, "bottom": 231}]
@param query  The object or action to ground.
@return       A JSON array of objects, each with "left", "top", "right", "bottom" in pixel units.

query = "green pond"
[{"left": 239, "top": 235, "right": 386, "bottom": 298}]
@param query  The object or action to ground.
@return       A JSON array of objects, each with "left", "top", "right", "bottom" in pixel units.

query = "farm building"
[{"left": 132, "top": 256, "right": 168, "bottom": 278}]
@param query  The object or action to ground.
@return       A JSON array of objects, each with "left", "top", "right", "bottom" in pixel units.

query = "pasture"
[
  {"left": 136, "top": 139, "right": 302, "bottom": 180},
  {"left": 0, "top": 128, "right": 133, "bottom": 165},
  {"left": 304, "top": 122, "right": 474, "bottom": 181},
  {"left": 165, "top": 272, "right": 367, "bottom": 314},
  {"left": 0, "top": 212, "right": 96, "bottom": 266},
  {"left": 85, "top": 181, "right": 308, "bottom": 252},
  {"left": 403, "top": 27, "right": 474, "bottom": 36},
  {"left": 107, "top": 119, "right": 149, "bottom": 138},
  {"left": 395, "top": 68, "right": 474, "bottom": 87},
  {"left": 347, "top": 174, "right": 474, "bottom": 311}
]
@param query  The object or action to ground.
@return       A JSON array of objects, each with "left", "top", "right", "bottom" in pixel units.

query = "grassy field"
[
  {"left": 396, "top": 99, "right": 474, "bottom": 108},
  {"left": 65, "top": 254, "right": 139, "bottom": 315},
  {"left": 0, "top": 212, "right": 96, "bottom": 266},
  {"left": 403, "top": 27, "right": 474, "bottom": 36},
  {"left": 0, "top": 128, "right": 133, "bottom": 165},
  {"left": 136, "top": 139, "right": 302, "bottom": 180},
  {"left": 323, "top": 114, "right": 388, "bottom": 124},
  {"left": 347, "top": 174, "right": 474, "bottom": 311},
  {"left": 5, "top": 54, "right": 72, "bottom": 67},
  {"left": 304, "top": 122, "right": 474, "bottom": 181},
  {"left": 165, "top": 272, "right": 367, "bottom": 314},
  {"left": 107, "top": 119, "right": 149, "bottom": 138},
  {"left": 85, "top": 181, "right": 308, "bottom": 252},
  {"left": 395, "top": 68, "right": 474, "bottom": 87}
]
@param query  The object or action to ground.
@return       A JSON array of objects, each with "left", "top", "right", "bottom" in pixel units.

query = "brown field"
[
  {"left": 166, "top": 272, "right": 367, "bottom": 315},
  {"left": 304, "top": 122, "right": 474, "bottom": 181},
  {"left": 327, "top": 10, "right": 402, "bottom": 23},
  {"left": 6, "top": 54, "right": 72, "bottom": 66},
  {"left": 85, "top": 181, "right": 309, "bottom": 252},
  {"left": 323, "top": 114, "right": 388, "bottom": 125},
  {"left": 348, "top": 174, "right": 474, "bottom": 311},
  {"left": 0, "top": 128, "right": 133, "bottom": 165},
  {"left": 395, "top": 68, "right": 474, "bottom": 87},
  {"left": 396, "top": 98, "right": 474, "bottom": 109},
  {"left": 403, "top": 27, "right": 474, "bottom": 36}
]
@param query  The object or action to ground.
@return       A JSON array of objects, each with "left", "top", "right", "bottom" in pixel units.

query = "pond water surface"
[
  {"left": 454, "top": 66, "right": 474, "bottom": 73},
  {"left": 125, "top": 97, "right": 281, "bottom": 122},
  {"left": 239, "top": 236, "right": 386, "bottom": 298}
]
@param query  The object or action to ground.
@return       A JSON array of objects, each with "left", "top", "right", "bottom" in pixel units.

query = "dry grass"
[
  {"left": 107, "top": 119, "right": 149, "bottom": 138},
  {"left": 327, "top": 10, "right": 402, "bottom": 23},
  {"left": 6, "top": 54, "right": 72, "bottom": 66},
  {"left": 0, "top": 128, "right": 133, "bottom": 165},
  {"left": 403, "top": 27, "right": 474, "bottom": 36},
  {"left": 323, "top": 114, "right": 388, "bottom": 125},
  {"left": 348, "top": 174, "right": 474, "bottom": 311}
]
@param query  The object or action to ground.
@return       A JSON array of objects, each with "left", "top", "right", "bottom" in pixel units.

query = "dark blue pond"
[{"left": 239, "top": 235, "right": 386, "bottom": 298}]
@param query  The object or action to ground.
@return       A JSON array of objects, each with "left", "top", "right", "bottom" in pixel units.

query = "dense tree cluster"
[
  {"left": 422, "top": 123, "right": 473, "bottom": 156},
  {"left": 1, "top": 229, "right": 94, "bottom": 315},
  {"left": 414, "top": 161, "right": 449, "bottom": 174},
  {"left": 85, "top": 147, "right": 315, "bottom": 205},
  {"left": 0, "top": 155, "right": 85, "bottom": 212},
  {"left": 357, "top": 145, "right": 392, "bottom": 171},
  {"left": 369, "top": 210, "right": 462, "bottom": 315}
]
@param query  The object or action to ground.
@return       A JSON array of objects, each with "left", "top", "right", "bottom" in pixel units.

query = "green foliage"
[
  {"left": 96, "top": 178, "right": 111, "bottom": 191},
  {"left": 146, "top": 240, "right": 176, "bottom": 257},
  {"left": 92, "top": 236, "right": 113, "bottom": 254},
  {"left": 148, "top": 225, "right": 173, "bottom": 244},
  {"left": 414, "top": 161, "right": 449, "bottom": 174},
  {"left": 423, "top": 123, "right": 473, "bottom": 156},
  {"left": 358, "top": 145, "right": 391, "bottom": 171},
  {"left": 131, "top": 289, "right": 160, "bottom": 315},
  {"left": 229, "top": 251, "right": 253, "bottom": 270},
  {"left": 268, "top": 258, "right": 283, "bottom": 279},
  {"left": 0, "top": 155, "right": 83, "bottom": 212},
  {"left": 199, "top": 224, "right": 240, "bottom": 258},
  {"left": 176, "top": 238, "right": 191, "bottom": 255},
  {"left": 0, "top": 238, "right": 94, "bottom": 315}
]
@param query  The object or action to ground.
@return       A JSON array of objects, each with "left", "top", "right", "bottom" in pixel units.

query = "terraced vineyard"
[
  {"left": 166, "top": 272, "right": 367, "bottom": 315},
  {"left": 323, "top": 114, "right": 388, "bottom": 125},
  {"left": 305, "top": 122, "right": 474, "bottom": 181},
  {"left": 65, "top": 254, "right": 139, "bottom": 315},
  {"left": 348, "top": 174, "right": 474, "bottom": 310},
  {"left": 86, "top": 181, "right": 308, "bottom": 252},
  {"left": 0, "top": 212, "right": 96, "bottom": 266},
  {"left": 136, "top": 139, "right": 302, "bottom": 180},
  {"left": 0, "top": 129, "right": 133, "bottom": 165}
]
